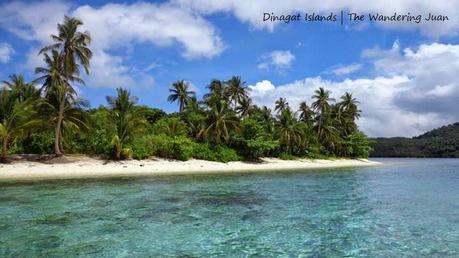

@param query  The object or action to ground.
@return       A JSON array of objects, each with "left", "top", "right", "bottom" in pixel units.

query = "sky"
[{"left": 0, "top": 0, "right": 458, "bottom": 137}]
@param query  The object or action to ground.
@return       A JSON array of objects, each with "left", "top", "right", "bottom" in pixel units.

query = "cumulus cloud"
[
  {"left": 0, "top": 1, "right": 224, "bottom": 88},
  {"left": 0, "top": 43, "right": 14, "bottom": 63},
  {"left": 174, "top": 0, "right": 459, "bottom": 37},
  {"left": 249, "top": 42, "right": 459, "bottom": 137},
  {"left": 258, "top": 50, "right": 295, "bottom": 71}
]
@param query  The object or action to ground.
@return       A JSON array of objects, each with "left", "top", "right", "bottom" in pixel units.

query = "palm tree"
[
  {"left": 312, "top": 87, "right": 335, "bottom": 136},
  {"left": 167, "top": 80, "right": 195, "bottom": 112},
  {"left": 275, "top": 108, "right": 304, "bottom": 153},
  {"left": 298, "top": 101, "right": 314, "bottom": 126},
  {"left": 36, "top": 16, "right": 91, "bottom": 156},
  {"left": 41, "top": 96, "right": 90, "bottom": 154},
  {"left": 235, "top": 97, "right": 253, "bottom": 118},
  {"left": 0, "top": 89, "right": 41, "bottom": 162},
  {"left": 40, "top": 16, "right": 92, "bottom": 76},
  {"left": 336, "top": 92, "right": 361, "bottom": 136},
  {"left": 203, "top": 79, "right": 230, "bottom": 108},
  {"left": 34, "top": 50, "right": 84, "bottom": 156},
  {"left": 106, "top": 88, "right": 147, "bottom": 159},
  {"left": 2, "top": 74, "right": 40, "bottom": 102},
  {"left": 274, "top": 97, "right": 288, "bottom": 113},
  {"left": 199, "top": 101, "right": 239, "bottom": 144},
  {"left": 227, "top": 76, "right": 250, "bottom": 107}
]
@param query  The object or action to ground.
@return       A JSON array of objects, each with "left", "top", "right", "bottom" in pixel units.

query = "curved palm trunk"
[{"left": 54, "top": 99, "right": 65, "bottom": 156}]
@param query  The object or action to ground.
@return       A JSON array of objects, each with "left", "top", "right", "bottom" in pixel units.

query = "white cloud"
[
  {"left": 0, "top": 43, "right": 14, "bottom": 63},
  {"left": 249, "top": 42, "right": 459, "bottom": 137},
  {"left": 330, "top": 63, "right": 362, "bottom": 76},
  {"left": 0, "top": 1, "right": 224, "bottom": 89},
  {"left": 258, "top": 50, "right": 295, "bottom": 71},
  {"left": 175, "top": 0, "right": 459, "bottom": 37}
]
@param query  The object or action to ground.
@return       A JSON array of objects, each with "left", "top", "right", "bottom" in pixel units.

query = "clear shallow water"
[{"left": 1, "top": 159, "right": 458, "bottom": 257}]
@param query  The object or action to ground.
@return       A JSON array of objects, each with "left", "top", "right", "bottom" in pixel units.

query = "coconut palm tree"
[
  {"left": 203, "top": 79, "right": 229, "bottom": 107},
  {"left": 275, "top": 108, "right": 304, "bottom": 153},
  {"left": 298, "top": 101, "right": 314, "bottom": 126},
  {"left": 336, "top": 92, "right": 361, "bottom": 136},
  {"left": 34, "top": 50, "right": 84, "bottom": 156},
  {"left": 40, "top": 16, "right": 92, "bottom": 76},
  {"left": 167, "top": 80, "right": 195, "bottom": 112},
  {"left": 235, "top": 97, "right": 253, "bottom": 118},
  {"left": 274, "top": 97, "right": 288, "bottom": 113},
  {"left": 0, "top": 89, "right": 41, "bottom": 162},
  {"left": 199, "top": 101, "right": 239, "bottom": 144},
  {"left": 2, "top": 74, "right": 40, "bottom": 102},
  {"left": 227, "top": 76, "right": 250, "bottom": 108},
  {"left": 312, "top": 87, "right": 335, "bottom": 136},
  {"left": 106, "top": 88, "right": 147, "bottom": 159}
]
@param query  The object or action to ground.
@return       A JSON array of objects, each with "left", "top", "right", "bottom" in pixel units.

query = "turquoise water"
[{"left": 1, "top": 158, "right": 458, "bottom": 257}]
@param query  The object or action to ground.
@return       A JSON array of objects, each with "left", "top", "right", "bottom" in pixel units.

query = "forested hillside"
[{"left": 371, "top": 123, "right": 459, "bottom": 157}]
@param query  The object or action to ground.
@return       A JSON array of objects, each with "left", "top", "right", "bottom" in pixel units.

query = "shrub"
[
  {"left": 279, "top": 152, "right": 297, "bottom": 160},
  {"left": 130, "top": 138, "right": 153, "bottom": 160},
  {"left": 193, "top": 143, "right": 240, "bottom": 162},
  {"left": 214, "top": 146, "right": 241, "bottom": 162},
  {"left": 149, "top": 134, "right": 195, "bottom": 161}
]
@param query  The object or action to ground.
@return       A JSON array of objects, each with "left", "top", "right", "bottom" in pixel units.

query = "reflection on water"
[{"left": 0, "top": 158, "right": 458, "bottom": 257}]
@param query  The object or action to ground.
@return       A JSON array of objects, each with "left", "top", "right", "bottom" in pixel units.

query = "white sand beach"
[{"left": 0, "top": 156, "right": 381, "bottom": 182}]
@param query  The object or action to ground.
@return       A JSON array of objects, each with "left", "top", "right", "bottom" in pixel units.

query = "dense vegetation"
[
  {"left": 0, "top": 16, "right": 373, "bottom": 163},
  {"left": 371, "top": 123, "right": 459, "bottom": 158}
]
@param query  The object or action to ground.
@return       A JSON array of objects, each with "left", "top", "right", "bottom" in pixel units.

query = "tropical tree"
[
  {"left": 106, "top": 88, "right": 147, "bottom": 159},
  {"left": 274, "top": 97, "right": 289, "bottom": 113},
  {"left": 36, "top": 16, "right": 92, "bottom": 156},
  {"left": 167, "top": 80, "right": 195, "bottom": 112},
  {"left": 203, "top": 79, "right": 229, "bottom": 107},
  {"left": 235, "top": 97, "right": 253, "bottom": 118},
  {"left": 34, "top": 50, "right": 84, "bottom": 155},
  {"left": 199, "top": 101, "right": 239, "bottom": 144},
  {"left": 337, "top": 92, "right": 361, "bottom": 135},
  {"left": 2, "top": 74, "right": 40, "bottom": 102},
  {"left": 298, "top": 101, "right": 314, "bottom": 126},
  {"left": 0, "top": 89, "right": 41, "bottom": 162},
  {"left": 39, "top": 16, "right": 92, "bottom": 76},
  {"left": 227, "top": 76, "right": 250, "bottom": 107},
  {"left": 312, "top": 87, "right": 335, "bottom": 137},
  {"left": 275, "top": 108, "right": 304, "bottom": 153}
]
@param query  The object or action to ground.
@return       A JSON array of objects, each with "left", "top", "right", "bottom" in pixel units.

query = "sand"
[{"left": 0, "top": 156, "right": 381, "bottom": 182}]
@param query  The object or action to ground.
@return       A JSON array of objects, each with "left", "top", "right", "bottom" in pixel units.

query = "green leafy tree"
[
  {"left": 275, "top": 108, "right": 304, "bottom": 154},
  {"left": 227, "top": 76, "right": 250, "bottom": 108},
  {"left": 199, "top": 101, "right": 239, "bottom": 144}
]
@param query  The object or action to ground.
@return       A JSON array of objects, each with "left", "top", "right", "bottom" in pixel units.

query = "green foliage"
[
  {"left": 343, "top": 132, "right": 374, "bottom": 158},
  {"left": 152, "top": 117, "right": 188, "bottom": 137},
  {"left": 279, "top": 152, "right": 297, "bottom": 160},
  {"left": 193, "top": 143, "right": 241, "bottom": 162},
  {"left": 372, "top": 123, "right": 459, "bottom": 158},
  {"left": 130, "top": 138, "right": 153, "bottom": 160},
  {"left": 147, "top": 135, "right": 195, "bottom": 161}
]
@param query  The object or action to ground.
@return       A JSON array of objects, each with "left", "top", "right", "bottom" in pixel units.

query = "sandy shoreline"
[{"left": 0, "top": 156, "right": 381, "bottom": 182}]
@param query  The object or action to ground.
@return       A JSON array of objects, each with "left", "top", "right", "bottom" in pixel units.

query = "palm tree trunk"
[
  {"left": 1, "top": 137, "right": 8, "bottom": 162},
  {"left": 54, "top": 100, "right": 65, "bottom": 156},
  {"left": 59, "top": 131, "right": 65, "bottom": 154}
]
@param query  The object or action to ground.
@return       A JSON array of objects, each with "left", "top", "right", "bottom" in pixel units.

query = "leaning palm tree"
[
  {"left": 199, "top": 101, "right": 239, "bottom": 144},
  {"left": 0, "top": 90, "right": 41, "bottom": 162},
  {"left": 227, "top": 76, "right": 250, "bottom": 108},
  {"left": 167, "top": 80, "right": 195, "bottom": 112},
  {"left": 40, "top": 16, "right": 92, "bottom": 76},
  {"left": 274, "top": 97, "right": 288, "bottom": 113},
  {"left": 34, "top": 50, "right": 83, "bottom": 156},
  {"left": 106, "top": 88, "right": 147, "bottom": 159}
]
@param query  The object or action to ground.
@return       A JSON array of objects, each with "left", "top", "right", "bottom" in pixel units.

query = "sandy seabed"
[{"left": 0, "top": 156, "right": 381, "bottom": 182}]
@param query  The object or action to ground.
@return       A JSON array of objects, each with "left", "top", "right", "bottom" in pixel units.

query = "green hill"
[{"left": 371, "top": 123, "right": 459, "bottom": 157}]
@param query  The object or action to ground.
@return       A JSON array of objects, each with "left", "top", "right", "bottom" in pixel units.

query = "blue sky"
[{"left": 1, "top": 0, "right": 459, "bottom": 137}]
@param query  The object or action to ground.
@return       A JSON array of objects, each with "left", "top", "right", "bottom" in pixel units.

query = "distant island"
[{"left": 371, "top": 123, "right": 459, "bottom": 158}]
